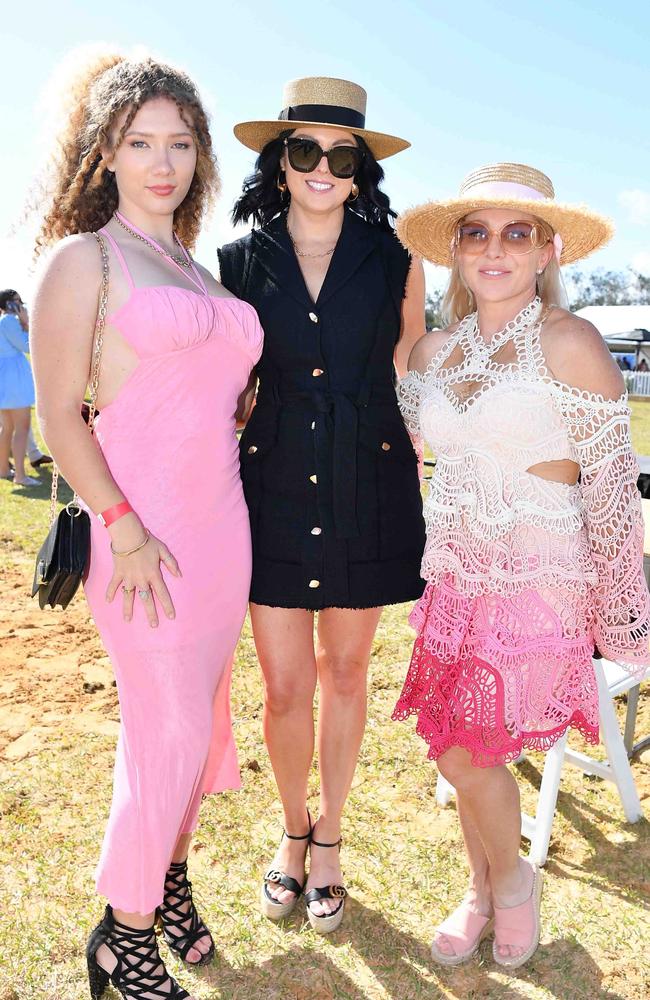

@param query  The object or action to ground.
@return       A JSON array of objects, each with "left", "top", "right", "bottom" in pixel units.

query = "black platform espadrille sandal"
[
  {"left": 260, "top": 811, "right": 312, "bottom": 921},
  {"left": 86, "top": 905, "right": 190, "bottom": 1000},
  {"left": 305, "top": 835, "right": 348, "bottom": 935},
  {"left": 157, "top": 859, "right": 215, "bottom": 967}
]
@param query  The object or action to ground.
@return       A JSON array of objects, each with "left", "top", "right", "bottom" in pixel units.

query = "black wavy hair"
[
  {"left": 231, "top": 130, "right": 396, "bottom": 232},
  {"left": 0, "top": 289, "right": 19, "bottom": 311}
]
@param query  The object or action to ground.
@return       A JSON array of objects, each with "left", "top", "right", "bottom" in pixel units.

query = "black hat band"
[{"left": 278, "top": 104, "right": 366, "bottom": 129}]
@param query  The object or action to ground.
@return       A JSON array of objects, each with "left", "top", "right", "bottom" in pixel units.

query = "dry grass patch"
[{"left": 1, "top": 545, "right": 649, "bottom": 999}]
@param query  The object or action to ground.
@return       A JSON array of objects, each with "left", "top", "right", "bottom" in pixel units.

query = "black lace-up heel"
[
  {"left": 157, "top": 859, "right": 215, "bottom": 966},
  {"left": 86, "top": 905, "right": 190, "bottom": 999}
]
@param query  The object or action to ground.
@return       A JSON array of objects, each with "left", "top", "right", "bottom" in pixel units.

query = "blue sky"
[{"left": 1, "top": 0, "right": 649, "bottom": 297}]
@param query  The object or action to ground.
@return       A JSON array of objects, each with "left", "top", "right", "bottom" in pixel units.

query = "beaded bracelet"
[{"left": 110, "top": 529, "right": 150, "bottom": 557}]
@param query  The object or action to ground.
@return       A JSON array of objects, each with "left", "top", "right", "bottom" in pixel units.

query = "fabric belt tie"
[{"left": 260, "top": 382, "right": 393, "bottom": 540}]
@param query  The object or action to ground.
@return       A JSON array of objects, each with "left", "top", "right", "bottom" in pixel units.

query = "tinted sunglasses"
[
  {"left": 455, "top": 220, "right": 552, "bottom": 256},
  {"left": 284, "top": 137, "right": 363, "bottom": 179}
]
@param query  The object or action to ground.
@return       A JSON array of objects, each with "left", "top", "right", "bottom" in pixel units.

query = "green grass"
[{"left": 1, "top": 411, "right": 649, "bottom": 1000}]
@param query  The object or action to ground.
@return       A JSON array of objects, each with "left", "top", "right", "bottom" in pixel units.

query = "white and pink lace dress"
[{"left": 393, "top": 298, "right": 650, "bottom": 766}]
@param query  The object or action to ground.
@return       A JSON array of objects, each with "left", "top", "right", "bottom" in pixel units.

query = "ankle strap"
[
  {"left": 284, "top": 829, "right": 311, "bottom": 841},
  {"left": 310, "top": 836, "right": 342, "bottom": 849},
  {"left": 283, "top": 808, "right": 312, "bottom": 841}
]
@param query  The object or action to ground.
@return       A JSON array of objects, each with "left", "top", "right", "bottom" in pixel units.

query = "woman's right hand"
[{"left": 105, "top": 515, "right": 182, "bottom": 626}]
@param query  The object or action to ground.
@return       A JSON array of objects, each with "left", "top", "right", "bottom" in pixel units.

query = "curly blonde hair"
[{"left": 35, "top": 52, "right": 219, "bottom": 254}]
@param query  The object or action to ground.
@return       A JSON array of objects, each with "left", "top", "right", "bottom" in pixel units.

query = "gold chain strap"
[{"left": 48, "top": 232, "right": 109, "bottom": 526}]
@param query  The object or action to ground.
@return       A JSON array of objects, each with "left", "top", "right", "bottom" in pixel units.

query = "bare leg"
[
  {"left": 437, "top": 747, "right": 534, "bottom": 958},
  {"left": 432, "top": 793, "right": 492, "bottom": 955},
  {"left": 11, "top": 408, "right": 31, "bottom": 484},
  {"left": 0, "top": 409, "right": 14, "bottom": 476},
  {"left": 307, "top": 606, "right": 383, "bottom": 915},
  {"left": 156, "top": 831, "right": 212, "bottom": 963},
  {"left": 250, "top": 603, "right": 318, "bottom": 905}
]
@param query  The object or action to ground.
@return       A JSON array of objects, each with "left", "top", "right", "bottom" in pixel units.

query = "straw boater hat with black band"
[
  {"left": 397, "top": 162, "right": 614, "bottom": 266},
  {"left": 234, "top": 76, "right": 409, "bottom": 160}
]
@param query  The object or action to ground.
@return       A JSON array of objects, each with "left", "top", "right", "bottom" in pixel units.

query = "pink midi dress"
[
  {"left": 393, "top": 297, "right": 650, "bottom": 767},
  {"left": 82, "top": 229, "right": 263, "bottom": 914}
]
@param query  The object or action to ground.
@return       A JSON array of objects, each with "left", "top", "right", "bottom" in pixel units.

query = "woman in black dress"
[{"left": 219, "top": 76, "right": 425, "bottom": 933}]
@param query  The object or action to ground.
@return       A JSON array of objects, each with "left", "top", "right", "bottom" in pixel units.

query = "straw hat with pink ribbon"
[{"left": 396, "top": 162, "right": 613, "bottom": 267}]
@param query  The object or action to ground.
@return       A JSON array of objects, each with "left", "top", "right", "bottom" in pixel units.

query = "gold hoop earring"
[
  {"left": 277, "top": 172, "right": 287, "bottom": 193},
  {"left": 347, "top": 182, "right": 359, "bottom": 202}
]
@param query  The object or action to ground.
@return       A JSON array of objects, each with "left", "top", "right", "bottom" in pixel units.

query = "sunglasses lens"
[
  {"left": 327, "top": 146, "right": 361, "bottom": 178},
  {"left": 287, "top": 139, "right": 321, "bottom": 173},
  {"left": 500, "top": 222, "right": 537, "bottom": 254},
  {"left": 457, "top": 223, "right": 490, "bottom": 252}
]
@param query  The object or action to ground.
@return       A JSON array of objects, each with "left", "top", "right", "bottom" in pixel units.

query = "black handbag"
[
  {"left": 32, "top": 504, "right": 92, "bottom": 608},
  {"left": 31, "top": 232, "right": 109, "bottom": 610}
]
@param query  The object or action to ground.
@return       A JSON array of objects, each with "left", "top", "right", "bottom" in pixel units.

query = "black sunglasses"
[{"left": 284, "top": 137, "right": 363, "bottom": 179}]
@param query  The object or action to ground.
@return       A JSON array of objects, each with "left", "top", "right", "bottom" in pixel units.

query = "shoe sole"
[
  {"left": 430, "top": 917, "right": 494, "bottom": 966},
  {"left": 307, "top": 899, "right": 345, "bottom": 935},
  {"left": 260, "top": 883, "right": 299, "bottom": 921},
  {"left": 493, "top": 864, "right": 544, "bottom": 969}
]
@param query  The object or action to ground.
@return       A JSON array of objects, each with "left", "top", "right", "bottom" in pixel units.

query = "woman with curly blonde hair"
[{"left": 30, "top": 51, "right": 263, "bottom": 999}]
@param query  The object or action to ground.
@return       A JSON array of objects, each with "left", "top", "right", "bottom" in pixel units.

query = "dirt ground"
[{"left": 0, "top": 560, "right": 119, "bottom": 761}]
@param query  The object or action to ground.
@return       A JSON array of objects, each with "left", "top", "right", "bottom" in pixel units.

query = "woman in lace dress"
[{"left": 394, "top": 163, "right": 650, "bottom": 969}]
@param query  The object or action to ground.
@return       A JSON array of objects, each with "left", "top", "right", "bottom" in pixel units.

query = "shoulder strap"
[
  {"left": 48, "top": 234, "right": 109, "bottom": 525},
  {"left": 99, "top": 228, "right": 134, "bottom": 289}
]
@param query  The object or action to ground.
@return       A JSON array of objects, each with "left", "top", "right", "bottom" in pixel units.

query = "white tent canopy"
[{"left": 575, "top": 305, "right": 650, "bottom": 338}]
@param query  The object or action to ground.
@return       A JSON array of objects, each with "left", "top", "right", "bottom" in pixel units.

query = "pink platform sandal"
[
  {"left": 430, "top": 900, "right": 494, "bottom": 966},
  {"left": 492, "top": 861, "right": 544, "bottom": 969}
]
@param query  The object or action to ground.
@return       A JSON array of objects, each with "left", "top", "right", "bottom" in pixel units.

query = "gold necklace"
[
  {"left": 113, "top": 213, "right": 192, "bottom": 268},
  {"left": 287, "top": 225, "right": 337, "bottom": 259}
]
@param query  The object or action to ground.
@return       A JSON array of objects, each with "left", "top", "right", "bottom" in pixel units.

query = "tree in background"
[
  {"left": 566, "top": 268, "right": 650, "bottom": 309},
  {"left": 423, "top": 269, "right": 650, "bottom": 329},
  {"left": 425, "top": 290, "right": 444, "bottom": 330}
]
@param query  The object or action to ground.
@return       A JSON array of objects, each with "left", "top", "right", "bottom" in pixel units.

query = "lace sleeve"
[
  {"left": 552, "top": 384, "right": 650, "bottom": 671},
  {"left": 398, "top": 370, "right": 425, "bottom": 481}
]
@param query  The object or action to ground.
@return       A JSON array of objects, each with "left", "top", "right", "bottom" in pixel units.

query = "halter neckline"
[{"left": 112, "top": 210, "right": 207, "bottom": 295}]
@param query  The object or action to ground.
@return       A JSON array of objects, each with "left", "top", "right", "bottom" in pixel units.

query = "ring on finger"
[
  {"left": 122, "top": 585, "right": 136, "bottom": 594},
  {"left": 138, "top": 589, "right": 151, "bottom": 600}
]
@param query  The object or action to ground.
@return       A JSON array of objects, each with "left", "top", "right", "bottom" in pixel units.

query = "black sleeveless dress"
[{"left": 218, "top": 208, "right": 425, "bottom": 610}]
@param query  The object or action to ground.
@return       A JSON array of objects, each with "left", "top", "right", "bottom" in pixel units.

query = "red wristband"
[{"left": 98, "top": 501, "right": 133, "bottom": 527}]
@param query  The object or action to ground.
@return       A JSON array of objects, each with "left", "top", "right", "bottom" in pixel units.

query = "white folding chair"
[{"left": 435, "top": 657, "right": 649, "bottom": 866}]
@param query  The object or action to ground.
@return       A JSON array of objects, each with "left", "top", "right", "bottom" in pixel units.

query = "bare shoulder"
[
  {"left": 407, "top": 324, "right": 458, "bottom": 374},
  {"left": 540, "top": 306, "right": 624, "bottom": 398},
  {"left": 34, "top": 233, "right": 102, "bottom": 296},
  {"left": 32, "top": 234, "right": 103, "bottom": 343}
]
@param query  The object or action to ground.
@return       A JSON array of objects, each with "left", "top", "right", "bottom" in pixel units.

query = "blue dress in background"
[{"left": 0, "top": 313, "right": 35, "bottom": 408}]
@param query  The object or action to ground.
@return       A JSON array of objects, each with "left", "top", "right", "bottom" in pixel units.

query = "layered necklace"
[
  {"left": 287, "top": 224, "right": 337, "bottom": 259},
  {"left": 113, "top": 210, "right": 192, "bottom": 269}
]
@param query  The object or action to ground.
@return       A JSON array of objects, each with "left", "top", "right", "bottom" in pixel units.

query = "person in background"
[{"left": 0, "top": 289, "right": 41, "bottom": 486}]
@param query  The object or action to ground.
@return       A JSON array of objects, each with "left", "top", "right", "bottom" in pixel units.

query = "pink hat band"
[{"left": 461, "top": 180, "right": 549, "bottom": 202}]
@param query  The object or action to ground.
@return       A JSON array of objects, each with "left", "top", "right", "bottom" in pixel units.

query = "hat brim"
[
  {"left": 233, "top": 120, "right": 410, "bottom": 160},
  {"left": 396, "top": 197, "right": 614, "bottom": 266}
]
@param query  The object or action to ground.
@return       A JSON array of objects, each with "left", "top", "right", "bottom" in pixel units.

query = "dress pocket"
[{"left": 358, "top": 423, "right": 422, "bottom": 562}]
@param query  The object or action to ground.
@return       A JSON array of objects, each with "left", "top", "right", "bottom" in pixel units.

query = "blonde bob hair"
[{"left": 441, "top": 217, "right": 568, "bottom": 326}]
